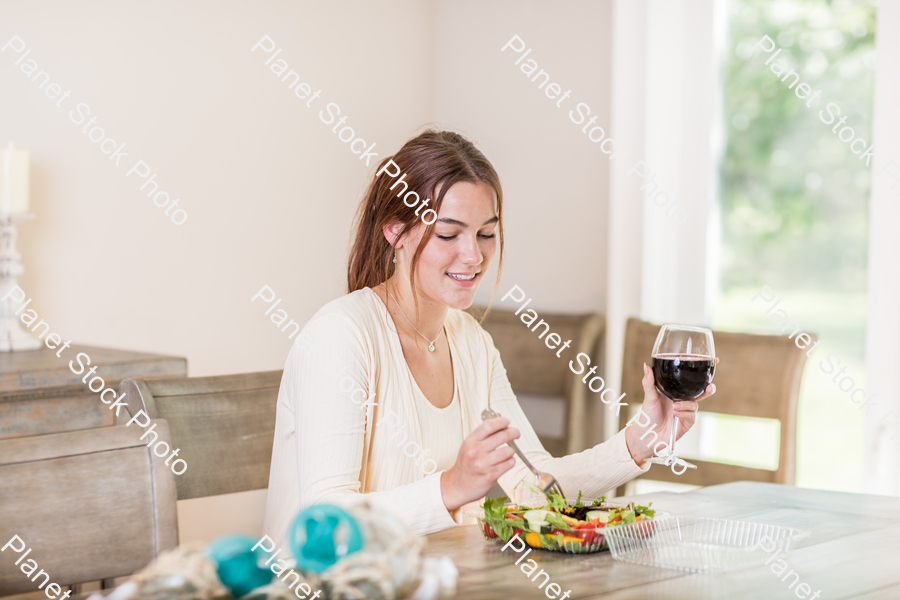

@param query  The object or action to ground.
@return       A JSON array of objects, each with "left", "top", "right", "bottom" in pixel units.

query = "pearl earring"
[{"left": 392, "top": 249, "right": 397, "bottom": 264}]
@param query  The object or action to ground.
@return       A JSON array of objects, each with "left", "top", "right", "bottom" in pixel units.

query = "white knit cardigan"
[{"left": 262, "top": 288, "right": 649, "bottom": 551}]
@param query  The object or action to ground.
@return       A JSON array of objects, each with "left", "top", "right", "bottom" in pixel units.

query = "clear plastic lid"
[{"left": 605, "top": 515, "right": 810, "bottom": 573}]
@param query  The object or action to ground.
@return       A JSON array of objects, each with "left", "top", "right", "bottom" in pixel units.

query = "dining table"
[{"left": 423, "top": 481, "right": 900, "bottom": 600}]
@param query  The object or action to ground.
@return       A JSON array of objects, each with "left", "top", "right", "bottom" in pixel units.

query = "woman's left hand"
[{"left": 625, "top": 359, "right": 718, "bottom": 464}]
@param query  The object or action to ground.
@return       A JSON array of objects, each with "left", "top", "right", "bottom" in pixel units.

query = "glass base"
[{"left": 646, "top": 453, "right": 697, "bottom": 470}]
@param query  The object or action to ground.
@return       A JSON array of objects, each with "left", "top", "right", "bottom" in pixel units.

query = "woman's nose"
[{"left": 460, "top": 236, "right": 482, "bottom": 264}]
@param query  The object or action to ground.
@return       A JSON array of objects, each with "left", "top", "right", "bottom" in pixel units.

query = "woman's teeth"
[{"left": 448, "top": 273, "right": 475, "bottom": 281}]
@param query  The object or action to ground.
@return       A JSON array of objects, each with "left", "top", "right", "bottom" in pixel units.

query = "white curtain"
[
  {"left": 865, "top": 2, "right": 900, "bottom": 496},
  {"left": 605, "top": 0, "right": 724, "bottom": 444},
  {"left": 640, "top": 0, "right": 724, "bottom": 327}
]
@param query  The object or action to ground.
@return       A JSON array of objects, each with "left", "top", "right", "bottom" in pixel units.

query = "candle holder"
[{"left": 0, "top": 213, "right": 41, "bottom": 351}]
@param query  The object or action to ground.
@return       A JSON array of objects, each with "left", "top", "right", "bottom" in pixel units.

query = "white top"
[
  {"left": 263, "top": 287, "right": 649, "bottom": 552},
  {"left": 415, "top": 384, "right": 464, "bottom": 474}
]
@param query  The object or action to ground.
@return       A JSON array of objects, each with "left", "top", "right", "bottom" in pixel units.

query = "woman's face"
[{"left": 400, "top": 180, "right": 499, "bottom": 310}]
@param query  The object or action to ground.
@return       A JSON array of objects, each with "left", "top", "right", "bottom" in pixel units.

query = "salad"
[{"left": 479, "top": 488, "right": 657, "bottom": 554}]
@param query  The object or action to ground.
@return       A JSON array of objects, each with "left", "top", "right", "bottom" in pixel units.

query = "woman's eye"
[{"left": 436, "top": 232, "right": 495, "bottom": 240}]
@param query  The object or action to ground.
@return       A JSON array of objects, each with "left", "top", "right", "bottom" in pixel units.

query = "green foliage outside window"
[
  {"left": 715, "top": 0, "right": 876, "bottom": 492},
  {"left": 721, "top": 0, "right": 875, "bottom": 293}
]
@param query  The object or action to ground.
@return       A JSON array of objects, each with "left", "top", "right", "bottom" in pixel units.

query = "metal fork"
[{"left": 481, "top": 408, "right": 565, "bottom": 498}]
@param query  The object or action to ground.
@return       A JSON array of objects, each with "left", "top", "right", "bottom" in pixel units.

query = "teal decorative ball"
[
  {"left": 290, "top": 504, "right": 364, "bottom": 573},
  {"left": 207, "top": 534, "right": 274, "bottom": 597}
]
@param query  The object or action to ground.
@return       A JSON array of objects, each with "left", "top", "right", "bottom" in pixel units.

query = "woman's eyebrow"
[
  {"left": 436, "top": 218, "right": 467, "bottom": 227},
  {"left": 435, "top": 216, "right": 499, "bottom": 227}
]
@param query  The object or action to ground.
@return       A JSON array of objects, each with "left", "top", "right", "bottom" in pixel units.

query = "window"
[{"left": 714, "top": 0, "right": 876, "bottom": 492}]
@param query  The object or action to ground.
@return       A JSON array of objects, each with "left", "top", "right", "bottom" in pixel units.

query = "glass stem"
[{"left": 669, "top": 415, "right": 680, "bottom": 458}]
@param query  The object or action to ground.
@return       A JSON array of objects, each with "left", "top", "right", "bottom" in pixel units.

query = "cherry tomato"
[{"left": 569, "top": 528, "right": 599, "bottom": 545}]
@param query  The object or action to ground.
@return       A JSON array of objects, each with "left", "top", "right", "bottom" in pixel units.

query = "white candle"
[{"left": 0, "top": 147, "right": 30, "bottom": 214}]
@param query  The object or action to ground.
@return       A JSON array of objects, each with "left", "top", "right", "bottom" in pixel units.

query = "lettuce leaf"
[
  {"left": 539, "top": 533, "right": 563, "bottom": 551},
  {"left": 516, "top": 485, "right": 611, "bottom": 515},
  {"left": 483, "top": 496, "right": 509, "bottom": 521},
  {"left": 547, "top": 490, "right": 567, "bottom": 512},
  {"left": 544, "top": 512, "right": 573, "bottom": 532},
  {"left": 483, "top": 496, "right": 515, "bottom": 540},
  {"left": 492, "top": 520, "right": 514, "bottom": 541},
  {"left": 523, "top": 482, "right": 567, "bottom": 511},
  {"left": 523, "top": 482, "right": 549, "bottom": 507}
]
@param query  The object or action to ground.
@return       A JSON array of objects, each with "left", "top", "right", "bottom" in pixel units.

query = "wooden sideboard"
[{"left": 0, "top": 344, "right": 187, "bottom": 439}]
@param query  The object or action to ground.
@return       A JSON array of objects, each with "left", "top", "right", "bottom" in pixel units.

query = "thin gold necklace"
[{"left": 383, "top": 283, "right": 444, "bottom": 352}]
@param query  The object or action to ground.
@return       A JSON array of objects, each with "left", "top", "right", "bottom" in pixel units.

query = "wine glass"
[{"left": 644, "top": 324, "right": 716, "bottom": 471}]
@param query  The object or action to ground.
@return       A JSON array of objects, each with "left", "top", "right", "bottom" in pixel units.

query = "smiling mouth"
[{"left": 447, "top": 273, "right": 477, "bottom": 281}]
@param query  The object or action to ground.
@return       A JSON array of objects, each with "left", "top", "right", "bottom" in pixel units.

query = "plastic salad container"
[{"left": 474, "top": 498, "right": 664, "bottom": 554}]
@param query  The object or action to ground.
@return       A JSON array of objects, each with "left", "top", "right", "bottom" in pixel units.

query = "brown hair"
[{"left": 347, "top": 130, "right": 504, "bottom": 319}]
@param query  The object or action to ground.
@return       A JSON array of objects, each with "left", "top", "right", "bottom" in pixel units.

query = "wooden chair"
[
  {"left": 477, "top": 307, "right": 605, "bottom": 456},
  {"left": 617, "top": 317, "right": 814, "bottom": 494},
  {"left": 0, "top": 420, "right": 178, "bottom": 595},
  {"left": 118, "top": 371, "right": 282, "bottom": 500}
]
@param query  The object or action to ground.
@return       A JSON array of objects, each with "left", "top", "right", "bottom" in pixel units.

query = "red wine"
[{"left": 651, "top": 354, "right": 715, "bottom": 401}]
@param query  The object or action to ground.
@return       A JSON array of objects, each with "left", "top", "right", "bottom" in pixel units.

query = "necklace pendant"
[{"left": 428, "top": 342, "right": 435, "bottom": 352}]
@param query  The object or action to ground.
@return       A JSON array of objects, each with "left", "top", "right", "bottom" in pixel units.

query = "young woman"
[{"left": 263, "top": 130, "right": 715, "bottom": 548}]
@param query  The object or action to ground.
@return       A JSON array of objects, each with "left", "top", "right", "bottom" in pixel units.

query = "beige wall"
[
  {"left": 1, "top": 0, "right": 612, "bottom": 543},
  {"left": 4, "top": 0, "right": 435, "bottom": 378},
  {"left": 434, "top": 0, "right": 612, "bottom": 314},
  {"left": 432, "top": 0, "right": 614, "bottom": 453}
]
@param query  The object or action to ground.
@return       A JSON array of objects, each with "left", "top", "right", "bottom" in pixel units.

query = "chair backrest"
[
  {"left": 478, "top": 308, "right": 605, "bottom": 455},
  {"left": 617, "top": 317, "right": 813, "bottom": 489},
  {"left": 118, "top": 371, "right": 282, "bottom": 500},
  {"left": 0, "top": 420, "right": 178, "bottom": 594}
]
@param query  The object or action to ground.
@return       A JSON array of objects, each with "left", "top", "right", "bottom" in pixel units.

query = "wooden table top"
[
  {"left": 0, "top": 344, "right": 187, "bottom": 439},
  {"left": 423, "top": 481, "right": 900, "bottom": 600}
]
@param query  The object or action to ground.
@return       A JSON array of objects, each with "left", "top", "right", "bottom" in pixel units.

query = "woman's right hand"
[{"left": 440, "top": 415, "right": 520, "bottom": 512}]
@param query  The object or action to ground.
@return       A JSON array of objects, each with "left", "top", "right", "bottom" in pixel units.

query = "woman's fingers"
[
  {"left": 464, "top": 421, "right": 521, "bottom": 469},
  {"left": 641, "top": 363, "right": 660, "bottom": 398},
  {"left": 673, "top": 401, "right": 698, "bottom": 430},
  {"left": 472, "top": 416, "right": 511, "bottom": 441},
  {"left": 486, "top": 444, "right": 516, "bottom": 467},
  {"left": 674, "top": 400, "right": 700, "bottom": 414},
  {"left": 449, "top": 414, "right": 525, "bottom": 508},
  {"left": 483, "top": 426, "right": 520, "bottom": 453},
  {"left": 691, "top": 383, "right": 716, "bottom": 403}
]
